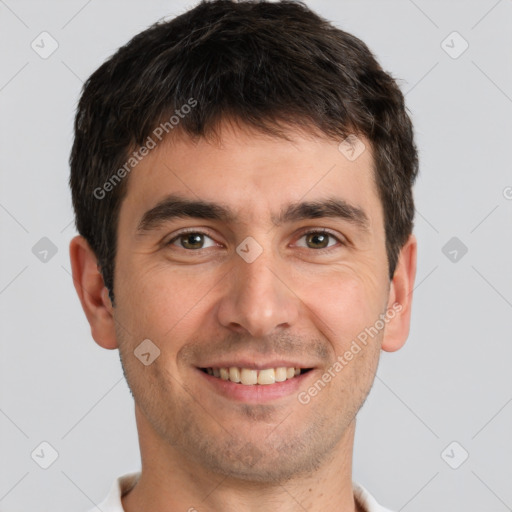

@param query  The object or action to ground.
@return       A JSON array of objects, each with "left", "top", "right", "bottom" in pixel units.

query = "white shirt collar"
[{"left": 88, "top": 473, "right": 394, "bottom": 512}]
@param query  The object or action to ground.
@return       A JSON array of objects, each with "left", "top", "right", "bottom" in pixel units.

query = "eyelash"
[{"left": 166, "top": 228, "right": 345, "bottom": 252}]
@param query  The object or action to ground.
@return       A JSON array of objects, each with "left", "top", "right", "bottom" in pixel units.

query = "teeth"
[
  {"left": 275, "top": 367, "right": 287, "bottom": 382},
  {"left": 229, "top": 367, "right": 241, "bottom": 383},
  {"left": 240, "top": 368, "right": 258, "bottom": 385},
  {"left": 205, "top": 366, "right": 304, "bottom": 385},
  {"left": 257, "top": 368, "right": 275, "bottom": 385}
]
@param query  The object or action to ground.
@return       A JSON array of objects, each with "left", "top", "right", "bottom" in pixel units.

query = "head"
[{"left": 70, "top": 0, "right": 417, "bottom": 484}]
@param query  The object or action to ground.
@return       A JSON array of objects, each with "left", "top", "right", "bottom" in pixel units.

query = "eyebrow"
[{"left": 136, "top": 194, "right": 370, "bottom": 234}]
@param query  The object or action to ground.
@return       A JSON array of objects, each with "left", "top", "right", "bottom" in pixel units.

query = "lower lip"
[{"left": 196, "top": 368, "right": 315, "bottom": 403}]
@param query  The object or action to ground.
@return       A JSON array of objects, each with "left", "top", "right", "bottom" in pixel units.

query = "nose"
[{"left": 216, "top": 248, "right": 301, "bottom": 338}]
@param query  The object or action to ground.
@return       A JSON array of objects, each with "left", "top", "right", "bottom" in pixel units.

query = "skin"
[{"left": 70, "top": 120, "right": 416, "bottom": 512}]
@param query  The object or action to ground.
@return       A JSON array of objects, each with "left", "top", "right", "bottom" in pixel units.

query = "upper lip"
[{"left": 197, "top": 359, "right": 315, "bottom": 370}]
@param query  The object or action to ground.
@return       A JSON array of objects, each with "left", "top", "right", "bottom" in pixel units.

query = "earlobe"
[
  {"left": 69, "top": 235, "right": 118, "bottom": 350},
  {"left": 381, "top": 234, "right": 417, "bottom": 353}
]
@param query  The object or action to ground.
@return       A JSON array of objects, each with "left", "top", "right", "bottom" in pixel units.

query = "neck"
[{"left": 122, "top": 405, "right": 361, "bottom": 512}]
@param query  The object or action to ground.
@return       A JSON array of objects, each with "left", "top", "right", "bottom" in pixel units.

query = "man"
[{"left": 69, "top": 1, "right": 418, "bottom": 510}]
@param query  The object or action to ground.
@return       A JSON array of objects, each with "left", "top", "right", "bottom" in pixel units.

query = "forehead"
[{"left": 119, "top": 122, "right": 381, "bottom": 230}]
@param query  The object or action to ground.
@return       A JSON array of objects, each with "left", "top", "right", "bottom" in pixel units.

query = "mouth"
[{"left": 199, "top": 366, "right": 313, "bottom": 385}]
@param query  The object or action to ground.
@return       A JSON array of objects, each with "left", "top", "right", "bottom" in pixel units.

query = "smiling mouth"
[{"left": 199, "top": 367, "right": 313, "bottom": 385}]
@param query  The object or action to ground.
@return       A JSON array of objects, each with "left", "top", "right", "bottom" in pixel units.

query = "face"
[{"left": 112, "top": 122, "right": 396, "bottom": 483}]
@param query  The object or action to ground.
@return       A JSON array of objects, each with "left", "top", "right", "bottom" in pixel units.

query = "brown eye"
[
  {"left": 305, "top": 232, "right": 330, "bottom": 249},
  {"left": 168, "top": 232, "right": 217, "bottom": 250},
  {"left": 296, "top": 230, "right": 340, "bottom": 250},
  {"left": 180, "top": 233, "right": 204, "bottom": 249}
]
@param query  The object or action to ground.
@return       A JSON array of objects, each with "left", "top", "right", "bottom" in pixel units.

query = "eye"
[
  {"left": 168, "top": 231, "right": 218, "bottom": 250},
  {"left": 295, "top": 229, "right": 342, "bottom": 250}
]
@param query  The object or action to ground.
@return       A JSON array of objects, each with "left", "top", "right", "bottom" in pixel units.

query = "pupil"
[
  {"left": 183, "top": 233, "right": 203, "bottom": 248},
  {"left": 308, "top": 233, "right": 328, "bottom": 248}
]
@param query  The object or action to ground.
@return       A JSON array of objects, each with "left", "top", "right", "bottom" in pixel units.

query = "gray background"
[{"left": 1, "top": 0, "right": 511, "bottom": 510}]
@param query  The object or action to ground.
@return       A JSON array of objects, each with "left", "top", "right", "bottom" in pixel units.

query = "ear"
[
  {"left": 381, "top": 234, "right": 417, "bottom": 352},
  {"left": 69, "top": 235, "right": 118, "bottom": 349}
]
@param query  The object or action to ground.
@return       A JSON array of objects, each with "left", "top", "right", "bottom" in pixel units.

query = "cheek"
[
  {"left": 299, "top": 265, "right": 387, "bottom": 350},
  {"left": 115, "top": 260, "right": 218, "bottom": 347}
]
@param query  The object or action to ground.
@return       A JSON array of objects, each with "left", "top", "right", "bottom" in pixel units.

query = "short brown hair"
[{"left": 70, "top": 0, "right": 418, "bottom": 303}]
